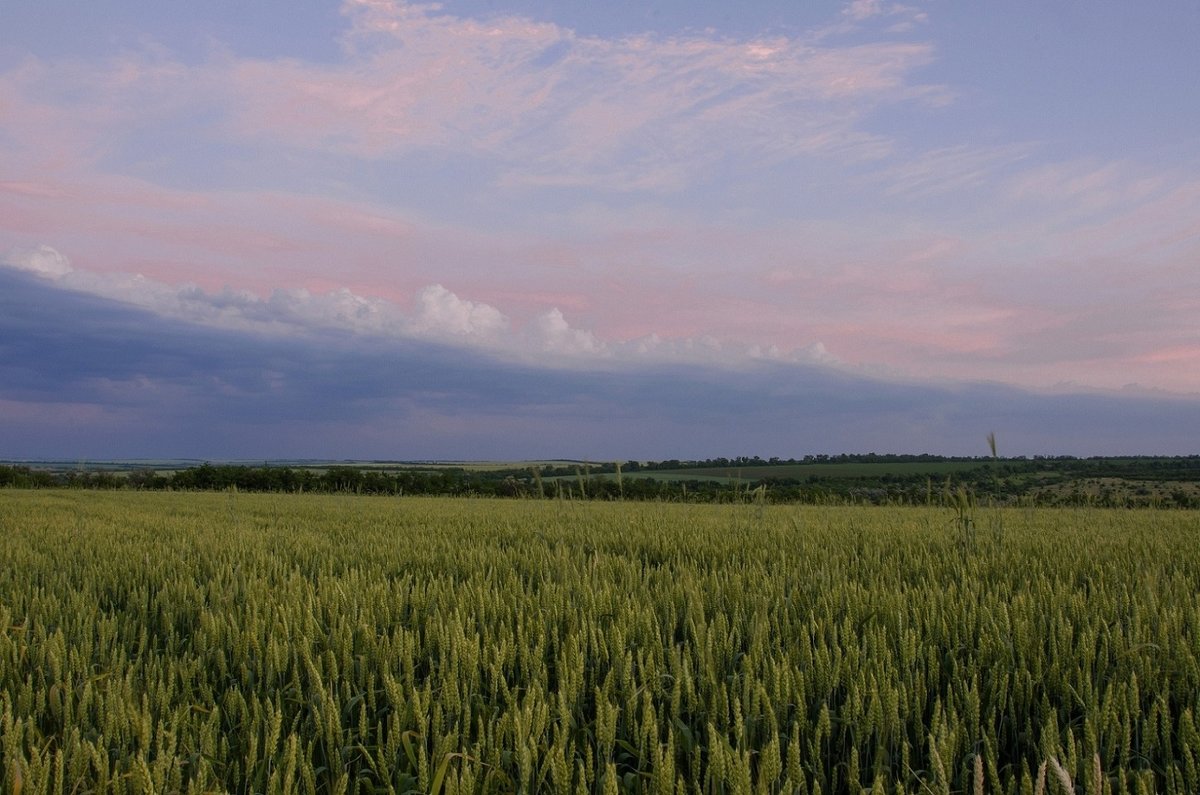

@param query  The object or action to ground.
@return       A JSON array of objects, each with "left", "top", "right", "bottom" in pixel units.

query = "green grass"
[
  {"left": 1, "top": 491, "right": 1197, "bottom": 793},
  {"left": 648, "top": 461, "right": 989, "bottom": 481},
  {"left": 546, "top": 462, "right": 990, "bottom": 486}
]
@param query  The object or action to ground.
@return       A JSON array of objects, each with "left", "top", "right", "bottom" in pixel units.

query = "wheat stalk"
[
  {"left": 1049, "top": 757, "right": 1075, "bottom": 794},
  {"left": 1034, "top": 760, "right": 1048, "bottom": 795}
]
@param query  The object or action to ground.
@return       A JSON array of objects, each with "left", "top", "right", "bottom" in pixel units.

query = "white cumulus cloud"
[
  {"left": 3, "top": 244, "right": 74, "bottom": 277},
  {"left": 409, "top": 284, "right": 509, "bottom": 339},
  {"left": 1, "top": 247, "right": 846, "bottom": 375},
  {"left": 528, "top": 308, "right": 606, "bottom": 357}
]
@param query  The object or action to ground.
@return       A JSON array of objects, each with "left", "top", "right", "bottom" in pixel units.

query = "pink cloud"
[
  {"left": 0, "top": 168, "right": 436, "bottom": 295},
  {"left": 3, "top": 2, "right": 1198, "bottom": 398},
  {"left": 1140, "top": 346, "right": 1200, "bottom": 365},
  {"left": 7, "top": 142, "right": 1197, "bottom": 394},
  {"left": 0, "top": 397, "right": 145, "bottom": 430},
  {"left": 209, "top": 0, "right": 942, "bottom": 187}
]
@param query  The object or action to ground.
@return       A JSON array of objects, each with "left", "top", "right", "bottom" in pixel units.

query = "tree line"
[{"left": 2, "top": 456, "right": 1197, "bottom": 507}]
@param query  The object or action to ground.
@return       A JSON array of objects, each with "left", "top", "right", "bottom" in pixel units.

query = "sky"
[{"left": 2, "top": 0, "right": 1198, "bottom": 460}]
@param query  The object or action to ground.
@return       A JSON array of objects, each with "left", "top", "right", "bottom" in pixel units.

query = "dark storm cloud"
[{"left": 2, "top": 268, "right": 1197, "bottom": 459}]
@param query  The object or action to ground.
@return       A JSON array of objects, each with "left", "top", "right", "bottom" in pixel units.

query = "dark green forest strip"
[{"left": 4, "top": 455, "right": 1199, "bottom": 507}]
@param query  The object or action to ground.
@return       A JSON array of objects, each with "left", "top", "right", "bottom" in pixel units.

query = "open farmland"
[
  {"left": 642, "top": 461, "right": 989, "bottom": 482},
  {"left": 2, "top": 492, "right": 1198, "bottom": 793}
]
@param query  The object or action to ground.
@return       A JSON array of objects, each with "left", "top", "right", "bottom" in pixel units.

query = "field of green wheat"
[{"left": 1, "top": 491, "right": 1198, "bottom": 794}]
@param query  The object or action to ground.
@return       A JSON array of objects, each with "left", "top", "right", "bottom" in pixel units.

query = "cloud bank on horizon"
[{"left": 1, "top": 0, "right": 1198, "bottom": 457}]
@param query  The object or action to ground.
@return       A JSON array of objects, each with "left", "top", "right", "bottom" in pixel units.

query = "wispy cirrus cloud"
[
  {"left": 1003, "top": 159, "right": 1173, "bottom": 220},
  {"left": 871, "top": 143, "right": 1036, "bottom": 198},
  {"left": 225, "top": 0, "right": 946, "bottom": 189},
  {"left": 832, "top": 0, "right": 929, "bottom": 36},
  {"left": 0, "top": 0, "right": 946, "bottom": 193}
]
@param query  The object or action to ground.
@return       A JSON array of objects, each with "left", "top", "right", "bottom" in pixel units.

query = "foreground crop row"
[{"left": 1, "top": 492, "right": 1198, "bottom": 793}]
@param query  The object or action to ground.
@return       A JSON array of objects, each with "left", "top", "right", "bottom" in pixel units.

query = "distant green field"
[{"left": 625, "top": 460, "right": 989, "bottom": 483}]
